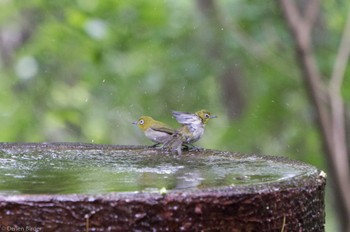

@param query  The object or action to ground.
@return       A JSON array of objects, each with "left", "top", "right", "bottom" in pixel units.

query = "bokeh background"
[{"left": 1, "top": 0, "right": 349, "bottom": 231}]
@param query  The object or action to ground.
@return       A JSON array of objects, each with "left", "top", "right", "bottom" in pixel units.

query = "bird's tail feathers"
[{"left": 163, "top": 133, "right": 183, "bottom": 155}]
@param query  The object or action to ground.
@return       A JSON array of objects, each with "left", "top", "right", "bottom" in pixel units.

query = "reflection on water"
[{"left": 0, "top": 147, "right": 316, "bottom": 194}]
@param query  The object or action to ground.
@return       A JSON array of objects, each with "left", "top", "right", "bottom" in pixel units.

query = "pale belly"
[
  {"left": 186, "top": 126, "right": 204, "bottom": 143},
  {"left": 145, "top": 128, "right": 171, "bottom": 143}
]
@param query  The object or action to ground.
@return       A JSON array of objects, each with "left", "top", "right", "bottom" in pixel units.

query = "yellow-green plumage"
[
  {"left": 163, "top": 109, "right": 217, "bottom": 154},
  {"left": 133, "top": 116, "right": 175, "bottom": 144}
]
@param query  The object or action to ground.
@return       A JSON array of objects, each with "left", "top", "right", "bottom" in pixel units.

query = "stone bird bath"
[{"left": 0, "top": 143, "right": 325, "bottom": 231}]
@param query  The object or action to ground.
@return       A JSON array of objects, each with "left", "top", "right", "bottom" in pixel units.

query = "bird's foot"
[
  {"left": 149, "top": 143, "right": 161, "bottom": 148},
  {"left": 182, "top": 144, "right": 203, "bottom": 151}
]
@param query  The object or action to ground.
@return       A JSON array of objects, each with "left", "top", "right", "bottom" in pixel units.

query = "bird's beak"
[
  {"left": 132, "top": 121, "right": 138, "bottom": 125},
  {"left": 210, "top": 115, "right": 218, "bottom": 119}
]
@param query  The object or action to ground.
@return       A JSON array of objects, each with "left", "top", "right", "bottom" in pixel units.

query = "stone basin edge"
[{"left": 0, "top": 142, "right": 326, "bottom": 202}]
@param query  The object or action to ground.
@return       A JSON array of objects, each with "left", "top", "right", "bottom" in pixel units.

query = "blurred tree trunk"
[
  {"left": 279, "top": 0, "right": 350, "bottom": 231},
  {"left": 196, "top": 0, "right": 245, "bottom": 119}
]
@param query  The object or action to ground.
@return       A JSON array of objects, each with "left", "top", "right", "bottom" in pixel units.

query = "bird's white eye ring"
[
  {"left": 205, "top": 114, "right": 210, "bottom": 118},
  {"left": 139, "top": 119, "right": 144, "bottom": 125}
]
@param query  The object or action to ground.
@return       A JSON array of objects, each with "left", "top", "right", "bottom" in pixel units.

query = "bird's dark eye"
[
  {"left": 205, "top": 114, "right": 210, "bottom": 118},
  {"left": 139, "top": 120, "right": 144, "bottom": 125}
]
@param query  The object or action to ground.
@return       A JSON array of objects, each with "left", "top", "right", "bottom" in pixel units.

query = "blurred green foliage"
[{"left": 0, "top": 1, "right": 349, "bottom": 230}]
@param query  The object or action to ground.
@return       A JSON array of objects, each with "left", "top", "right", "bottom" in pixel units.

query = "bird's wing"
[
  {"left": 172, "top": 111, "right": 201, "bottom": 125},
  {"left": 150, "top": 124, "right": 175, "bottom": 135}
]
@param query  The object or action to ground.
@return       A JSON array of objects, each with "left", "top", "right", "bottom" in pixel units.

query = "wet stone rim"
[{"left": 0, "top": 142, "right": 325, "bottom": 200}]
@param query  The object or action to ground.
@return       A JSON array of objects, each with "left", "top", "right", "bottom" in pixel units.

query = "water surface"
[{"left": 0, "top": 145, "right": 316, "bottom": 194}]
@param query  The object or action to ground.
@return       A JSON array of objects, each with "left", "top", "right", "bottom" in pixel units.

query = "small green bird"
[
  {"left": 164, "top": 109, "right": 217, "bottom": 154},
  {"left": 133, "top": 116, "right": 175, "bottom": 146}
]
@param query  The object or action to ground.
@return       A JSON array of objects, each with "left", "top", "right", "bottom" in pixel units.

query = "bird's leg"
[
  {"left": 182, "top": 143, "right": 203, "bottom": 151},
  {"left": 149, "top": 143, "right": 161, "bottom": 148}
]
